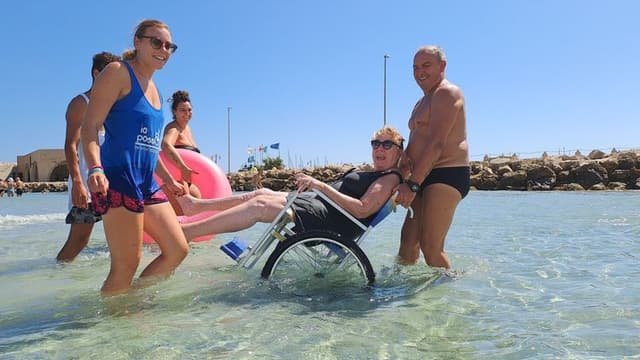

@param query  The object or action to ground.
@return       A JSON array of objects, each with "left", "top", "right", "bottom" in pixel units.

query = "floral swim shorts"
[{"left": 91, "top": 188, "right": 168, "bottom": 216}]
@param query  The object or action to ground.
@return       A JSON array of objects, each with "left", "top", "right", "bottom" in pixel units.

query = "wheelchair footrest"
[{"left": 220, "top": 237, "right": 249, "bottom": 261}]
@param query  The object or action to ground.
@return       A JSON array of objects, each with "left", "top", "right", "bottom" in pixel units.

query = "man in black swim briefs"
[{"left": 395, "top": 45, "right": 470, "bottom": 269}]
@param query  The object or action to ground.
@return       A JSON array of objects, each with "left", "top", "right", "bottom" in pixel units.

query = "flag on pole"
[{"left": 270, "top": 143, "right": 280, "bottom": 150}]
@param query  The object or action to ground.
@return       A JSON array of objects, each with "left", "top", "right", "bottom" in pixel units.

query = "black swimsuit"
[
  {"left": 175, "top": 144, "right": 201, "bottom": 153},
  {"left": 291, "top": 169, "right": 402, "bottom": 239},
  {"left": 174, "top": 144, "right": 201, "bottom": 187}
]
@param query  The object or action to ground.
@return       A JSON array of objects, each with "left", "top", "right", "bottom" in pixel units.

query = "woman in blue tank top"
[{"left": 81, "top": 19, "right": 188, "bottom": 296}]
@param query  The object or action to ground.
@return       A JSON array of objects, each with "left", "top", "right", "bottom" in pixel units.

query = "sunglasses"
[
  {"left": 371, "top": 139, "right": 401, "bottom": 150},
  {"left": 138, "top": 35, "right": 178, "bottom": 53}
]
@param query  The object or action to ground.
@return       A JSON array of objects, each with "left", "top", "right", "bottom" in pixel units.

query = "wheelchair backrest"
[{"left": 368, "top": 197, "right": 396, "bottom": 228}]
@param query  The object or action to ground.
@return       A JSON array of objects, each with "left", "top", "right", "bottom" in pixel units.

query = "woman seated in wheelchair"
[{"left": 178, "top": 126, "right": 403, "bottom": 241}]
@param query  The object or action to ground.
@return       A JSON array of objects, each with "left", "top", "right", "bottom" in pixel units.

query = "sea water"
[{"left": 0, "top": 191, "right": 638, "bottom": 359}]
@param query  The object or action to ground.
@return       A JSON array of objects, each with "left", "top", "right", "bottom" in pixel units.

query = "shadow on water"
[
  {"left": 187, "top": 263, "right": 463, "bottom": 316},
  {"left": 0, "top": 254, "right": 465, "bottom": 354},
  {"left": 0, "top": 244, "right": 110, "bottom": 277},
  {"left": 0, "top": 282, "right": 176, "bottom": 353},
  {"left": 371, "top": 264, "right": 462, "bottom": 302},
  {"left": 0, "top": 293, "right": 104, "bottom": 351},
  {"left": 0, "top": 257, "right": 58, "bottom": 277}
]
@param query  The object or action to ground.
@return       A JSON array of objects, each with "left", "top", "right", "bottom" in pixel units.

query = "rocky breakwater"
[
  {"left": 471, "top": 149, "right": 640, "bottom": 191},
  {"left": 227, "top": 149, "right": 640, "bottom": 192},
  {"left": 23, "top": 182, "right": 68, "bottom": 193},
  {"left": 228, "top": 164, "right": 372, "bottom": 192}
]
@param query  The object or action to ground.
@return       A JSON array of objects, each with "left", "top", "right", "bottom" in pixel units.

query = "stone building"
[{"left": 16, "top": 149, "right": 67, "bottom": 182}]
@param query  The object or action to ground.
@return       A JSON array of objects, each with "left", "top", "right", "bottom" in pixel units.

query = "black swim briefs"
[{"left": 420, "top": 166, "right": 470, "bottom": 199}]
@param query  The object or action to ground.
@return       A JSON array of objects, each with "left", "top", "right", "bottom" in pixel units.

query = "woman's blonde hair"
[
  {"left": 372, "top": 126, "right": 404, "bottom": 149},
  {"left": 122, "top": 19, "right": 171, "bottom": 60}
]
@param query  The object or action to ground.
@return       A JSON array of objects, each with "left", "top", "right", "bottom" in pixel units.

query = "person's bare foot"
[{"left": 176, "top": 194, "right": 198, "bottom": 216}]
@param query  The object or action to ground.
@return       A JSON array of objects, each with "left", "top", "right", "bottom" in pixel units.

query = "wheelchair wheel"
[{"left": 261, "top": 230, "right": 375, "bottom": 287}]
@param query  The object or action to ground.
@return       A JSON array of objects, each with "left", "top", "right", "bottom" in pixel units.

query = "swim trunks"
[
  {"left": 65, "top": 206, "right": 102, "bottom": 224},
  {"left": 174, "top": 144, "right": 201, "bottom": 153},
  {"left": 420, "top": 166, "right": 470, "bottom": 199},
  {"left": 91, "top": 188, "right": 168, "bottom": 215}
]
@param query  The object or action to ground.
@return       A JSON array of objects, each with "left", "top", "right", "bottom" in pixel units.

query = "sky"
[{"left": 1, "top": 0, "right": 638, "bottom": 172}]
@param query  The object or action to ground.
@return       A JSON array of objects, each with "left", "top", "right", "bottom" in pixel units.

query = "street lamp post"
[
  {"left": 383, "top": 54, "right": 389, "bottom": 126},
  {"left": 227, "top": 106, "right": 232, "bottom": 173}
]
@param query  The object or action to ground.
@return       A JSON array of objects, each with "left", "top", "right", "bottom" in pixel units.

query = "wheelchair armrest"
[{"left": 311, "top": 189, "right": 369, "bottom": 231}]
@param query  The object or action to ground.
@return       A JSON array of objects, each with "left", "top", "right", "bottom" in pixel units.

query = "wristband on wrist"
[{"left": 88, "top": 167, "right": 105, "bottom": 176}]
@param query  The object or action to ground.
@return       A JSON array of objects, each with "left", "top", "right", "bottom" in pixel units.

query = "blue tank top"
[{"left": 100, "top": 61, "right": 164, "bottom": 200}]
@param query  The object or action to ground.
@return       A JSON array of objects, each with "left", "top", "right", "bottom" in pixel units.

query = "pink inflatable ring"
[{"left": 143, "top": 148, "right": 232, "bottom": 244}]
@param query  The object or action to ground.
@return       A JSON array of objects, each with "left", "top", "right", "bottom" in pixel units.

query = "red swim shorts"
[{"left": 91, "top": 188, "right": 168, "bottom": 215}]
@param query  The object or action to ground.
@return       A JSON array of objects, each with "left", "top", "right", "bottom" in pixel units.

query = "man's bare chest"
[{"left": 409, "top": 97, "right": 431, "bottom": 130}]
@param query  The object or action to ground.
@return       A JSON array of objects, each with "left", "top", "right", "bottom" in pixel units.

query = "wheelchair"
[{"left": 221, "top": 189, "right": 404, "bottom": 287}]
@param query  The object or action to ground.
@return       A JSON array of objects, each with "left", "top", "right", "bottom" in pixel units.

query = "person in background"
[
  {"left": 5, "top": 177, "right": 16, "bottom": 197},
  {"left": 15, "top": 176, "right": 25, "bottom": 197},
  {"left": 0, "top": 179, "right": 7, "bottom": 197},
  {"left": 81, "top": 19, "right": 188, "bottom": 296},
  {"left": 395, "top": 45, "right": 470, "bottom": 269},
  {"left": 161, "top": 90, "right": 202, "bottom": 215},
  {"left": 57, "top": 51, "right": 121, "bottom": 262}
]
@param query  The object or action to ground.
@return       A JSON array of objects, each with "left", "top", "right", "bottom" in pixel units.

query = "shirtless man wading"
[{"left": 395, "top": 45, "right": 470, "bottom": 269}]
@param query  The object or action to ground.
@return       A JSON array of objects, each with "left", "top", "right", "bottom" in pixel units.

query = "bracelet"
[
  {"left": 88, "top": 167, "right": 105, "bottom": 176},
  {"left": 89, "top": 164, "right": 103, "bottom": 170}
]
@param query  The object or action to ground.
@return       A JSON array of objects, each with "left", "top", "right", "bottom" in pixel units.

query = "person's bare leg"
[
  {"left": 57, "top": 223, "right": 94, "bottom": 262},
  {"left": 165, "top": 182, "right": 204, "bottom": 216},
  {"left": 188, "top": 184, "right": 202, "bottom": 199},
  {"left": 177, "top": 189, "right": 288, "bottom": 216},
  {"left": 101, "top": 208, "right": 143, "bottom": 296},
  {"left": 140, "top": 202, "right": 188, "bottom": 279},
  {"left": 182, "top": 195, "right": 288, "bottom": 241},
  {"left": 398, "top": 191, "right": 424, "bottom": 265},
  {"left": 418, "top": 184, "right": 461, "bottom": 269}
]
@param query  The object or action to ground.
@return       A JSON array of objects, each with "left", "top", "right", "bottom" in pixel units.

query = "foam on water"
[{"left": 0, "top": 213, "right": 65, "bottom": 228}]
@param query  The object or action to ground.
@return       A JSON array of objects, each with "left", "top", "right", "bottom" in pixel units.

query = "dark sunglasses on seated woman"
[
  {"left": 138, "top": 35, "right": 178, "bottom": 53},
  {"left": 371, "top": 139, "right": 401, "bottom": 150}
]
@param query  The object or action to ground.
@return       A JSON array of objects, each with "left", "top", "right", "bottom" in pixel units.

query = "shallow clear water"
[{"left": 0, "top": 191, "right": 638, "bottom": 359}]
